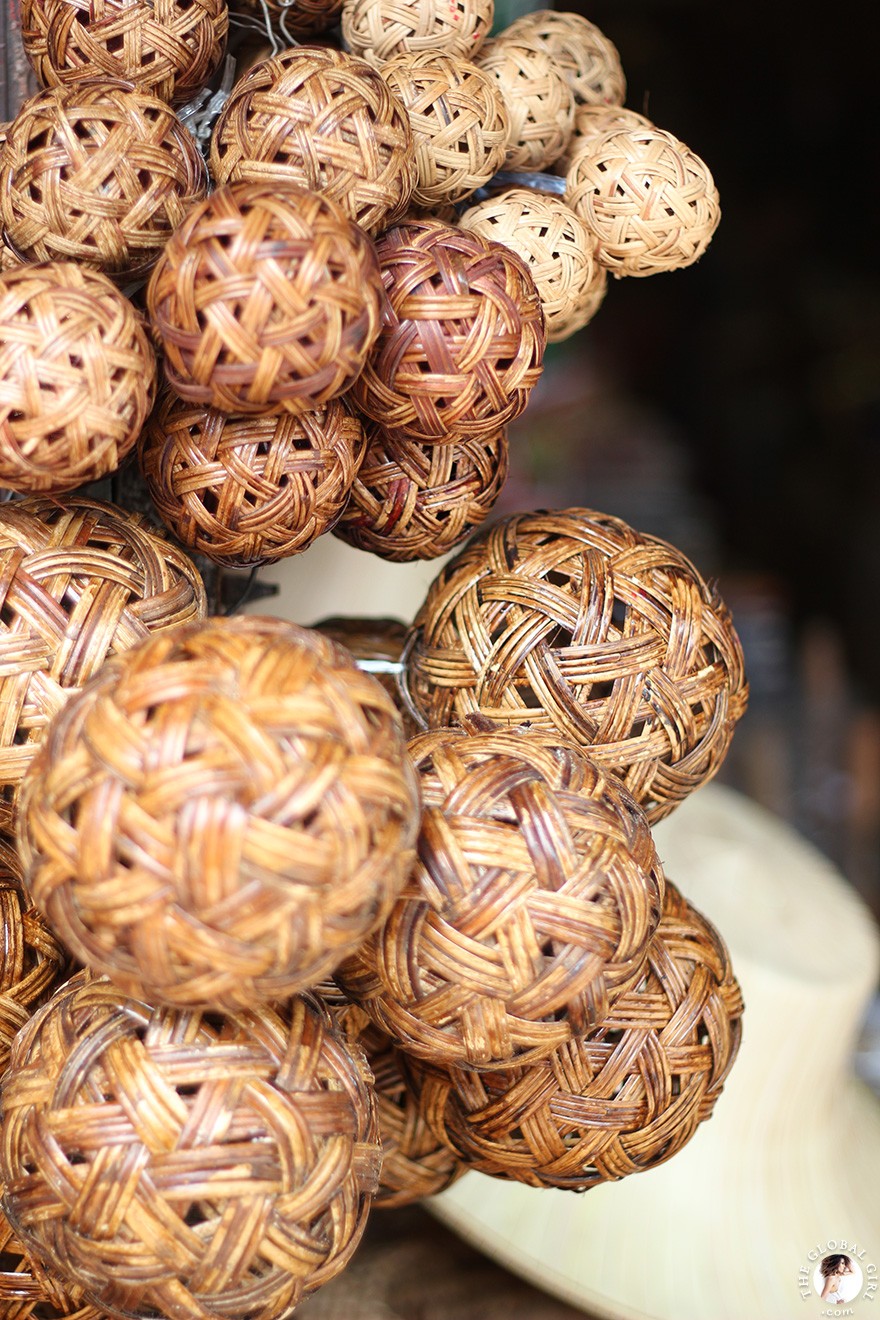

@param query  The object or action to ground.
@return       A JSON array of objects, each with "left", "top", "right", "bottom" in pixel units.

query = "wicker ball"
[
  {"left": 407, "top": 880, "right": 743, "bottom": 1188},
  {"left": 0, "top": 1202, "right": 103, "bottom": 1320},
  {"left": 350, "top": 219, "right": 546, "bottom": 445},
  {"left": 20, "top": 0, "right": 229, "bottom": 108},
  {"left": 500, "top": 9, "right": 626, "bottom": 107},
  {"left": 381, "top": 51, "right": 509, "bottom": 208},
  {"left": 333, "top": 422, "right": 508, "bottom": 562},
  {"left": 341, "top": 0, "right": 494, "bottom": 67},
  {"left": 459, "top": 188, "right": 607, "bottom": 342},
  {"left": 18, "top": 615, "right": 421, "bottom": 1011},
  {"left": 147, "top": 181, "right": 383, "bottom": 416},
  {"left": 312, "top": 614, "right": 417, "bottom": 736},
  {"left": 566, "top": 125, "right": 721, "bottom": 277},
  {"left": 476, "top": 36, "right": 575, "bottom": 172},
  {"left": 232, "top": 0, "right": 343, "bottom": 36},
  {"left": 139, "top": 387, "right": 366, "bottom": 567},
  {"left": 0, "top": 973, "right": 381, "bottom": 1318},
  {"left": 402, "top": 508, "right": 748, "bottom": 823},
  {"left": 0, "top": 262, "right": 157, "bottom": 496},
  {"left": 209, "top": 46, "right": 416, "bottom": 237},
  {"left": 0, "top": 847, "right": 68, "bottom": 1080},
  {"left": 555, "top": 102, "right": 652, "bottom": 174},
  {"left": 0, "top": 83, "right": 208, "bottom": 280}
]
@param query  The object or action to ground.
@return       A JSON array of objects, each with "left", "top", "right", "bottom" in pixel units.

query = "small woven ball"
[
  {"left": 381, "top": 51, "right": 509, "bottom": 208},
  {"left": 350, "top": 219, "right": 546, "bottom": 445},
  {"left": 0, "top": 846, "right": 68, "bottom": 1080},
  {"left": 341, "top": 0, "right": 494, "bottom": 67},
  {"left": 0, "top": 974, "right": 381, "bottom": 1318},
  {"left": 20, "top": 0, "right": 229, "bottom": 108},
  {"left": 476, "top": 36, "right": 575, "bottom": 172},
  {"left": 555, "top": 102, "right": 653, "bottom": 174},
  {"left": 500, "top": 9, "right": 626, "bottom": 107},
  {"left": 402, "top": 508, "right": 748, "bottom": 823},
  {"left": 0, "top": 83, "right": 208, "bottom": 280},
  {"left": 147, "top": 181, "right": 383, "bottom": 416},
  {"left": 312, "top": 614, "right": 417, "bottom": 735},
  {"left": 1, "top": 1200, "right": 103, "bottom": 1320},
  {"left": 333, "top": 422, "right": 508, "bottom": 561},
  {"left": 566, "top": 125, "right": 721, "bottom": 277},
  {"left": 18, "top": 615, "right": 420, "bottom": 1010},
  {"left": 232, "top": 0, "right": 343, "bottom": 36},
  {"left": 459, "top": 188, "right": 607, "bottom": 341},
  {"left": 0, "top": 262, "right": 157, "bottom": 495},
  {"left": 406, "top": 880, "right": 743, "bottom": 1188},
  {"left": 209, "top": 46, "right": 416, "bottom": 237}
]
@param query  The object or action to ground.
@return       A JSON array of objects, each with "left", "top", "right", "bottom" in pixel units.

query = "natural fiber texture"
[
  {"left": 0, "top": 495, "right": 206, "bottom": 840},
  {"left": 0, "top": 262, "right": 157, "bottom": 495},
  {"left": 139, "top": 387, "right": 366, "bottom": 567},
  {"left": 0, "top": 849, "right": 68, "bottom": 1080},
  {"left": 565, "top": 125, "right": 721, "bottom": 277},
  {"left": 0, "top": 974, "right": 382, "bottom": 1318},
  {"left": 350, "top": 219, "right": 546, "bottom": 445},
  {"left": 20, "top": 0, "right": 229, "bottom": 108},
  {"left": 459, "top": 188, "right": 607, "bottom": 342},
  {"left": 341, "top": 0, "right": 494, "bottom": 67},
  {"left": 18, "top": 616, "right": 421, "bottom": 1011},
  {"left": 500, "top": 9, "right": 625, "bottom": 107},
  {"left": 407, "top": 880, "right": 743, "bottom": 1189},
  {"left": 555, "top": 102, "right": 653, "bottom": 174},
  {"left": 312, "top": 614, "right": 416, "bottom": 736},
  {"left": 0, "top": 1203, "right": 103, "bottom": 1320},
  {"left": 402, "top": 508, "right": 748, "bottom": 823},
  {"left": 381, "top": 52, "right": 509, "bottom": 207},
  {"left": 476, "top": 37, "right": 575, "bottom": 172},
  {"left": 0, "top": 83, "right": 208, "bottom": 279},
  {"left": 209, "top": 46, "right": 416, "bottom": 237},
  {"left": 339, "top": 722, "right": 664, "bottom": 1069},
  {"left": 233, "top": 0, "right": 343, "bottom": 36},
  {"left": 147, "top": 181, "right": 383, "bottom": 416},
  {"left": 333, "top": 423, "right": 509, "bottom": 562}
]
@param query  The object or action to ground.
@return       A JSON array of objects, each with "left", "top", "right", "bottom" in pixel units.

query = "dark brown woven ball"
[
  {"left": 0, "top": 973, "right": 381, "bottom": 1318},
  {"left": 0, "top": 845, "right": 68, "bottom": 1080},
  {"left": 0, "top": 261, "right": 157, "bottom": 495},
  {"left": 209, "top": 45, "right": 416, "bottom": 237},
  {"left": 147, "top": 181, "right": 384, "bottom": 416},
  {"left": 0, "top": 83, "right": 208, "bottom": 280},
  {"left": 402, "top": 508, "right": 749, "bottom": 823},
  {"left": 350, "top": 219, "right": 546, "bottom": 445}
]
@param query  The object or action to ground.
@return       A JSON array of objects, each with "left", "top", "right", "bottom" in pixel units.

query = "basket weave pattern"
[
  {"left": 233, "top": 0, "right": 343, "bottom": 34},
  {"left": 0, "top": 1206, "right": 103, "bottom": 1320},
  {"left": 556, "top": 103, "right": 652, "bottom": 174},
  {"left": 340, "top": 0, "right": 495, "bottom": 67},
  {"left": 476, "top": 37, "right": 575, "bottom": 172},
  {"left": 0, "top": 851, "right": 68, "bottom": 1078},
  {"left": 501, "top": 9, "right": 626, "bottom": 107}
]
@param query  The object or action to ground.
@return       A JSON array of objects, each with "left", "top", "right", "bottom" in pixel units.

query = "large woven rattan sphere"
[
  {"left": 20, "top": 0, "right": 229, "bottom": 108},
  {"left": 350, "top": 219, "right": 546, "bottom": 445},
  {"left": 209, "top": 45, "right": 416, "bottom": 237},
  {"left": 0, "top": 83, "right": 208, "bottom": 279},
  {"left": 407, "top": 880, "right": 743, "bottom": 1188},
  {"left": 0, "top": 262, "right": 157, "bottom": 495},
  {"left": 18, "top": 616, "right": 420, "bottom": 1010},
  {"left": 0, "top": 974, "right": 381, "bottom": 1318},
  {"left": 140, "top": 387, "right": 366, "bottom": 566},
  {"left": 403, "top": 508, "right": 748, "bottom": 823},
  {"left": 476, "top": 36, "right": 575, "bottom": 172},
  {"left": 459, "top": 188, "right": 607, "bottom": 341},
  {"left": 147, "top": 181, "right": 383, "bottom": 416},
  {"left": 555, "top": 102, "right": 653, "bottom": 173},
  {"left": 381, "top": 51, "right": 509, "bottom": 208},
  {"left": 500, "top": 9, "right": 625, "bottom": 107},
  {"left": 566, "top": 125, "right": 721, "bottom": 277},
  {"left": 341, "top": 0, "right": 494, "bottom": 66},
  {"left": 0, "top": 495, "right": 206, "bottom": 839}
]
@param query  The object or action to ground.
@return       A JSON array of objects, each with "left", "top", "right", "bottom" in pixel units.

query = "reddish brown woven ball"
[
  {"left": 402, "top": 508, "right": 748, "bottom": 823},
  {"left": 476, "top": 36, "right": 575, "bottom": 172},
  {"left": 0, "top": 846, "right": 68, "bottom": 1080},
  {"left": 147, "top": 181, "right": 383, "bottom": 416},
  {"left": 341, "top": 0, "right": 494, "bottom": 66},
  {"left": 0, "top": 262, "right": 157, "bottom": 495},
  {"left": 0, "top": 83, "right": 208, "bottom": 280},
  {"left": 209, "top": 46, "right": 416, "bottom": 237},
  {"left": 139, "top": 387, "right": 366, "bottom": 566},
  {"left": 501, "top": 9, "right": 626, "bottom": 107},
  {"left": 20, "top": 0, "right": 229, "bottom": 108},
  {"left": 18, "top": 615, "right": 421, "bottom": 1011},
  {"left": 350, "top": 219, "right": 546, "bottom": 445},
  {"left": 0, "top": 973, "right": 381, "bottom": 1318}
]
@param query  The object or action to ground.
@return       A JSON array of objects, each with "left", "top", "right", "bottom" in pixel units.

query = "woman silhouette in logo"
[{"left": 820, "top": 1254, "right": 856, "bottom": 1305}]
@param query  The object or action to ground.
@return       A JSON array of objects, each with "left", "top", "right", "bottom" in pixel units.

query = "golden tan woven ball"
[
  {"left": 0, "top": 973, "right": 381, "bottom": 1318},
  {"left": 0, "top": 847, "right": 68, "bottom": 1080},
  {"left": 476, "top": 36, "right": 575, "bottom": 172},
  {"left": 566, "top": 125, "right": 721, "bottom": 276},
  {"left": 402, "top": 508, "right": 748, "bottom": 823},
  {"left": 341, "top": 0, "right": 494, "bottom": 67},
  {"left": 0, "top": 262, "right": 157, "bottom": 495},
  {"left": 555, "top": 102, "right": 653, "bottom": 173},
  {"left": 0, "top": 83, "right": 208, "bottom": 280},
  {"left": 209, "top": 45, "right": 416, "bottom": 237},
  {"left": 147, "top": 181, "right": 383, "bottom": 416},
  {"left": 18, "top": 615, "right": 421, "bottom": 1011},
  {"left": 0, "top": 1201, "right": 103, "bottom": 1320},
  {"left": 500, "top": 9, "right": 626, "bottom": 107}
]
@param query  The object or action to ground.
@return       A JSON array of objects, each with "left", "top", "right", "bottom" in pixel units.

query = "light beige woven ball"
[
  {"left": 500, "top": 8, "right": 626, "bottom": 106},
  {"left": 341, "top": 0, "right": 494, "bottom": 67},
  {"left": 476, "top": 35, "right": 575, "bottom": 172},
  {"left": 555, "top": 102, "right": 653, "bottom": 174}
]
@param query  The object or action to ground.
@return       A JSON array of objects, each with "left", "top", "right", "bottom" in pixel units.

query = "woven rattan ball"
[
  {"left": 0, "top": 848, "right": 68, "bottom": 1080},
  {"left": 566, "top": 125, "right": 721, "bottom": 277},
  {"left": 341, "top": 0, "right": 494, "bottom": 66},
  {"left": 407, "top": 879, "right": 743, "bottom": 1188},
  {"left": 0, "top": 973, "right": 381, "bottom": 1318},
  {"left": 20, "top": 0, "right": 229, "bottom": 108},
  {"left": 147, "top": 181, "right": 383, "bottom": 416},
  {"left": 233, "top": 0, "right": 343, "bottom": 36},
  {"left": 500, "top": 9, "right": 625, "bottom": 107},
  {"left": 0, "top": 83, "right": 208, "bottom": 280},
  {"left": 555, "top": 102, "right": 653, "bottom": 174},
  {"left": 459, "top": 188, "right": 606, "bottom": 341},
  {"left": 381, "top": 52, "right": 509, "bottom": 208},
  {"left": 18, "top": 615, "right": 420, "bottom": 1011},
  {"left": 350, "top": 219, "right": 546, "bottom": 445},
  {"left": 0, "top": 1203, "right": 103, "bottom": 1320},
  {"left": 139, "top": 387, "right": 366, "bottom": 566},
  {"left": 476, "top": 36, "right": 575, "bottom": 172},
  {"left": 403, "top": 508, "right": 748, "bottom": 823},
  {"left": 0, "top": 262, "right": 157, "bottom": 495},
  {"left": 209, "top": 46, "right": 415, "bottom": 237}
]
